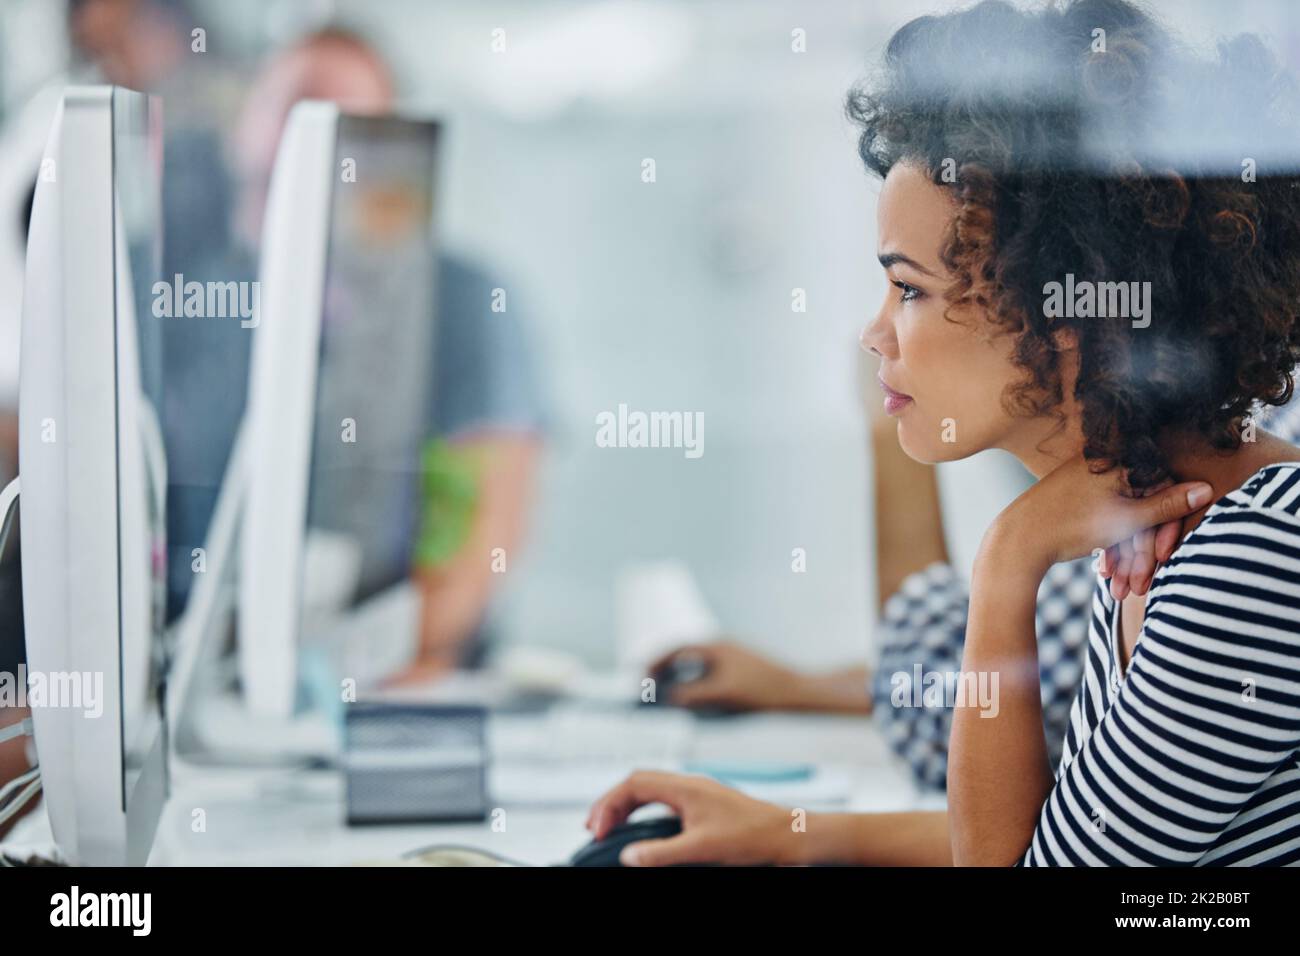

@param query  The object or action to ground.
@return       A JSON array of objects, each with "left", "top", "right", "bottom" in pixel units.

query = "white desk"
[{"left": 152, "top": 710, "right": 925, "bottom": 866}]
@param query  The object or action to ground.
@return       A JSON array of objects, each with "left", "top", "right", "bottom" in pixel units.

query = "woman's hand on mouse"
[{"left": 584, "top": 771, "right": 797, "bottom": 866}]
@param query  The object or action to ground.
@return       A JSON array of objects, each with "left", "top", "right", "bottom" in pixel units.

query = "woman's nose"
[
  {"left": 860, "top": 307, "right": 893, "bottom": 357},
  {"left": 859, "top": 324, "right": 878, "bottom": 355}
]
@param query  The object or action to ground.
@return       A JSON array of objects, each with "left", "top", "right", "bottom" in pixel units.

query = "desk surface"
[{"left": 153, "top": 710, "right": 924, "bottom": 866}]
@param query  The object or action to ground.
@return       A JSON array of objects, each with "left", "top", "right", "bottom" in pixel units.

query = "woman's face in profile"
[{"left": 862, "top": 161, "right": 1029, "bottom": 464}]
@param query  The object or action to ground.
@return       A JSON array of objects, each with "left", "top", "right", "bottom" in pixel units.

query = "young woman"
[{"left": 586, "top": 0, "right": 1300, "bottom": 866}]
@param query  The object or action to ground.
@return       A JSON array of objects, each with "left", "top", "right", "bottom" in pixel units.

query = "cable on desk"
[{"left": 399, "top": 842, "right": 536, "bottom": 867}]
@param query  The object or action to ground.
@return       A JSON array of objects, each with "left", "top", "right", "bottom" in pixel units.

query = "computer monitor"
[
  {"left": 241, "top": 103, "right": 441, "bottom": 719},
  {"left": 18, "top": 86, "right": 168, "bottom": 865}
]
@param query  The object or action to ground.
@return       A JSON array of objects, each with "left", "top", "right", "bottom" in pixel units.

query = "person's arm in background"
[
  {"left": 386, "top": 255, "right": 546, "bottom": 686},
  {"left": 393, "top": 434, "right": 539, "bottom": 683},
  {"left": 650, "top": 642, "right": 871, "bottom": 715}
]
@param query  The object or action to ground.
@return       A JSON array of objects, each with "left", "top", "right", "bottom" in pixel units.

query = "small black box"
[{"left": 343, "top": 702, "right": 488, "bottom": 825}]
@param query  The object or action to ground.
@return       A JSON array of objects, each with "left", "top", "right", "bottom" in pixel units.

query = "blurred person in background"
[
  {"left": 219, "top": 27, "right": 545, "bottom": 682},
  {"left": 0, "top": 0, "right": 208, "bottom": 483},
  {"left": 0, "top": 8, "right": 542, "bottom": 773},
  {"left": 0, "top": 0, "right": 245, "bottom": 597},
  {"left": 67, "top": 0, "right": 190, "bottom": 89}
]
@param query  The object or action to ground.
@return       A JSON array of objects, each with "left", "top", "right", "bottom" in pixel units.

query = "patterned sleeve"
[{"left": 872, "top": 559, "right": 1094, "bottom": 790}]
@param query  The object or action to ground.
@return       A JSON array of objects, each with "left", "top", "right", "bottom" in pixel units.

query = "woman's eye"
[{"left": 893, "top": 280, "right": 922, "bottom": 302}]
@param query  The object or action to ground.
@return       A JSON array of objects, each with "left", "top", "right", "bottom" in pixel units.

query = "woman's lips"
[{"left": 878, "top": 376, "right": 914, "bottom": 415}]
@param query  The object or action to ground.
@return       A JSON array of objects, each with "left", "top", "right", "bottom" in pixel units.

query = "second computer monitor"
[{"left": 241, "top": 104, "right": 441, "bottom": 719}]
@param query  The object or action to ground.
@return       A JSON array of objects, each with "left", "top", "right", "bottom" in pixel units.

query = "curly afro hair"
[{"left": 848, "top": 0, "right": 1300, "bottom": 491}]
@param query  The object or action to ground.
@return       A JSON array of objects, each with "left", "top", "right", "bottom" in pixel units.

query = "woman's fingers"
[
  {"left": 1111, "top": 481, "right": 1211, "bottom": 599},
  {"left": 1111, "top": 538, "right": 1133, "bottom": 601},
  {"left": 586, "top": 771, "right": 692, "bottom": 839},
  {"left": 620, "top": 832, "right": 707, "bottom": 867},
  {"left": 1112, "top": 483, "right": 1211, "bottom": 597},
  {"left": 1154, "top": 518, "right": 1182, "bottom": 564},
  {"left": 1095, "top": 481, "right": 1211, "bottom": 562},
  {"left": 1101, "top": 481, "right": 1212, "bottom": 543},
  {"left": 1128, "top": 526, "right": 1156, "bottom": 596},
  {"left": 1098, "top": 512, "right": 1187, "bottom": 597},
  {"left": 1146, "top": 482, "right": 1214, "bottom": 525},
  {"left": 669, "top": 679, "right": 728, "bottom": 708}
]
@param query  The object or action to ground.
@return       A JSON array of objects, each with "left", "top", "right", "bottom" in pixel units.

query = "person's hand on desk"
[
  {"left": 585, "top": 771, "right": 797, "bottom": 866},
  {"left": 651, "top": 642, "right": 871, "bottom": 714},
  {"left": 382, "top": 648, "right": 459, "bottom": 688}
]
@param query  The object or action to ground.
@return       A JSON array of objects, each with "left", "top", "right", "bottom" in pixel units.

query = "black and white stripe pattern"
[{"left": 1022, "top": 463, "right": 1300, "bottom": 866}]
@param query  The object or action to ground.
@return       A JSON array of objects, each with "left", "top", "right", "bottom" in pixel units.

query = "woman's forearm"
[
  {"left": 946, "top": 520, "right": 1054, "bottom": 865},
  {"left": 785, "top": 810, "right": 951, "bottom": 866}
]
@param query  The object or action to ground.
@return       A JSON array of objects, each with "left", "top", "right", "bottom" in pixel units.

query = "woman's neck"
[
  {"left": 1004, "top": 416, "right": 1299, "bottom": 493},
  {"left": 1008, "top": 417, "right": 1300, "bottom": 548},
  {"left": 1162, "top": 429, "right": 1300, "bottom": 496},
  {"left": 1003, "top": 413, "right": 1086, "bottom": 480}
]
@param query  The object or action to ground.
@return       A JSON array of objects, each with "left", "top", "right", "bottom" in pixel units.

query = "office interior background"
[{"left": 0, "top": 0, "right": 1298, "bottom": 697}]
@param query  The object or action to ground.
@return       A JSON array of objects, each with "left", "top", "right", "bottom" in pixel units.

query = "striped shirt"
[{"left": 1022, "top": 463, "right": 1300, "bottom": 866}]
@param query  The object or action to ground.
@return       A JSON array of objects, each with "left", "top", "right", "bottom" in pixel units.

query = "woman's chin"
[{"left": 897, "top": 422, "right": 974, "bottom": 465}]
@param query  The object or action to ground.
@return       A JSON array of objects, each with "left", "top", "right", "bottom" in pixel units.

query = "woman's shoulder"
[
  {"left": 1149, "top": 463, "right": 1300, "bottom": 636},
  {"left": 1207, "top": 461, "right": 1300, "bottom": 520},
  {"left": 1172, "top": 462, "right": 1300, "bottom": 563},
  {"left": 1119, "top": 463, "right": 1300, "bottom": 736}
]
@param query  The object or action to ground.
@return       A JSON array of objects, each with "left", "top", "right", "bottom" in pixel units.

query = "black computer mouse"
[
  {"left": 645, "top": 653, "right": 709, "bottom": 706},
  {"left": 646, "top": 653, "right": 735, "bottom": 718},
  {"left": 569, "top": 816, "right": 683, "bottom": 867}
]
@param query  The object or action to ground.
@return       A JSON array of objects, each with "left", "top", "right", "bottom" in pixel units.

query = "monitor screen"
[{"left": 300, "top": 116, "right": 440, "bottom": 628}]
